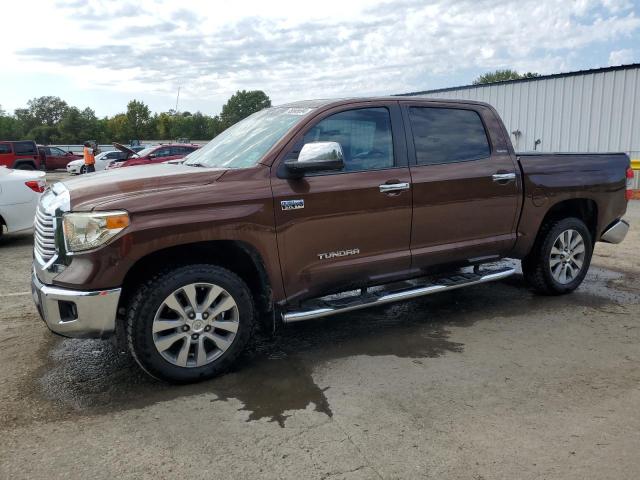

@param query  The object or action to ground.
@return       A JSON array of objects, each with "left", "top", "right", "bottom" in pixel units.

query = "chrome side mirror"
[{"left": 284, "top": 141, "right": 345, "bottom": 177}]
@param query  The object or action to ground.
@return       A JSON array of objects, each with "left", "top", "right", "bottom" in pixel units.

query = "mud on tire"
[{"left": 522, "top": 217, "right": 593, "bottom": 295}]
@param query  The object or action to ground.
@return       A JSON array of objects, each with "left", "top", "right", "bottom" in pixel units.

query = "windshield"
[
  {"left": 183, "top": 107, "right": 314, "bottom": 169},
  {"left": 133, "top": 147, "right": 156, "bottom": 158}
]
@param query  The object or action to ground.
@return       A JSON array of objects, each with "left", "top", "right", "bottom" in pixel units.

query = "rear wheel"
[
  {"left": 14, "top": 162, "right": 35, "bottom": 170},
  {"left": 522, "top": 217, "right": 593, "bottom": 295},
  {"left": 126, "top": 264, "right": 255, "bottom": 383}
]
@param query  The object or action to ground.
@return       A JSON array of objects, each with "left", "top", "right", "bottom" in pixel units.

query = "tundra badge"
[
  {"left": 281, "top": 199, "right": 304, "bottom": 210},
  {"left": 318, "top": 248, "right": 360, "bottom": 260}
]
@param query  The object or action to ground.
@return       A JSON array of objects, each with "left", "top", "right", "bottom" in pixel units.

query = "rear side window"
[
  {"left": 302, "top": 107, "right": 394, "bottom": 172},
  {"left": 154, "top": 147, "right": 172, "bottom": 157},
  {"left": 409, "top": 107, "right": 490, "bottom": 165},
  {"left": 0, "top": 144, "right": 11, "bottom": 154},
  {"left": 13, "top": 141, "right": 37, "bottom": 156}
]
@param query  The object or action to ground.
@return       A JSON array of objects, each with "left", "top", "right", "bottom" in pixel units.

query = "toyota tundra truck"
[{"left": 31, "top": 98, "right": 632, "bottom": 383}]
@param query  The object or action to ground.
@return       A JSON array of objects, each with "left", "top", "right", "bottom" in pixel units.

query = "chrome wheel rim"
[
  {"left": 549, "top": 229, "right": 586, "bottom": 284},
  {"left": 152, "top": 282, "right": 239, "bottom": 368}
]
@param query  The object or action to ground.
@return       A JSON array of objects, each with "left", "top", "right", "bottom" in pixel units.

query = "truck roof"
[{"left": 277, "top": 96, "right": 493, "bottom": 110}]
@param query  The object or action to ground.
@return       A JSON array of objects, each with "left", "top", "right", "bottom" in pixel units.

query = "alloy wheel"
[
  {"left": 549, "top": 229, "right": 586, "bottom": 284},
  {"left": 152, "top": 283, "right": 239, "bottom": 368}
]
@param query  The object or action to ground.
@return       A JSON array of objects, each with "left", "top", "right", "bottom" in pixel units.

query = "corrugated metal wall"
[{"left": 414, "top": 67, "right": 640, "bottom": 161}]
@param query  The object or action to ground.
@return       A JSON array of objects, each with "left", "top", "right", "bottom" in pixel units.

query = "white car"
[
  {"left": 0, "top": 167, "right": 46, "bottom": 238},
  {"left": 66, "top": 150, "right": 126, "bottom": 174}
]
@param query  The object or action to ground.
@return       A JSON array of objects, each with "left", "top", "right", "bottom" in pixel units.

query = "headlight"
[{"left": 62, "top": 211, "right": 130, "bottom": 252}]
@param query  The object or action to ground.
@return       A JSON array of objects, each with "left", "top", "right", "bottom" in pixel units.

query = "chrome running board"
[{"left": 282, "top": 266, "right": 516, "bottom": 324}]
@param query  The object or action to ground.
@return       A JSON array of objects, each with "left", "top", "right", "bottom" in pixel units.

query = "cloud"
[
  {"left": 14, "top": 0, "right": 640, "bottom": 113},
  {"left": 608, "top": 48, "right": 635, "bottom": 65}
]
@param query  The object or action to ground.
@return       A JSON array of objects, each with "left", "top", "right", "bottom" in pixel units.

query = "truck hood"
[{"left": 61, "top": 163, "right": 226, "bottom": 211}]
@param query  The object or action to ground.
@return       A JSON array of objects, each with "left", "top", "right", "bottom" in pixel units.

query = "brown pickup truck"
[{"left": 32, "top": 97, "right": 632, "bottom": 383}]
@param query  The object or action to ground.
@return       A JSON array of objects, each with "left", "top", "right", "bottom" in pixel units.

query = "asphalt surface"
[{"left": 1, "top": 173, "right": 639, "bottom": 479}]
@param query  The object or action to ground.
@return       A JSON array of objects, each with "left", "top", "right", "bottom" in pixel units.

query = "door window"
[
  {"left": 301, "top": 107, "right": 394, "bottom": 172},
  {"left": 153, "top": 147, "right": 172, "bottom": 158},
  {"left": 14, "top": 141, "right": 37, "bottom": 155},
  {"left": 409, "top": 107, "right": 490, "bottom": 165},
  {"left": 48, "top": 147, "right": 66, "bottom": 156},
  {"left": 0, "top": 144, "right": 12, "bottom": 154}
]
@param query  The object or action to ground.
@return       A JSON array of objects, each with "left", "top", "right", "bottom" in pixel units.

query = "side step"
[{"left": 282, "top": 266, "right": 515, "bottom": 323}]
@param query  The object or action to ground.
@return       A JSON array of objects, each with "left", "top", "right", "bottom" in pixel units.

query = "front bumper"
[
  {"left": 31, "top": 269, "right": 121, "bottom": 338},
  {"left": 600, "top": 219, "right": 630, "bottom": 244}
]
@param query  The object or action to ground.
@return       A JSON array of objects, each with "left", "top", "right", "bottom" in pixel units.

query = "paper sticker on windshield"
[{"left": 285, "top": 107, "right": 313, "bottom": 115}]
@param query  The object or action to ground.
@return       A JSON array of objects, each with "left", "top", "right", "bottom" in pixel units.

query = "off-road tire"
[
  {"left": 126, "top": 264, "right": 255, "bottom": 383},
  {"left": 522, "top": 217, "right": 593, "bottom": 295}
]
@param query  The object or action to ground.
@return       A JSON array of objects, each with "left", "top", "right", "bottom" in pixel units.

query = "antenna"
[{"left": 175, "top": 86, "right": 181, "bottom": 113}]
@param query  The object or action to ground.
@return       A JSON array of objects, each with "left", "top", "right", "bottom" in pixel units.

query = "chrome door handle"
[
  {"left": 379, "top": 182, "right": 410, "bottom": 193},
  {"left": 492, "top": 173, "right": 516, "bottom": 183}
]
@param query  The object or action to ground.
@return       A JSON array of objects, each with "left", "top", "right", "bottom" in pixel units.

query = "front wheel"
[
  {"left": 80, "top": 165, "right": 88, "bottom": 174},
  {"left": 522, "top": 217, "right": 593, "bottom": 295},
  {"left": 126, "top": 264, "right": 255, "bottom": 383}
]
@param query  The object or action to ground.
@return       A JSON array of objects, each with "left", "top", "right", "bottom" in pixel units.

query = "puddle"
[{"left": 35, "top": 267, "right": 640, "bottom": 427}]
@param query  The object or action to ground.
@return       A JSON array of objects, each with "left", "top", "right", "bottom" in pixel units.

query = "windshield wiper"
[{"left": 185, "top": 162, "right": 207, "bottom": 168}]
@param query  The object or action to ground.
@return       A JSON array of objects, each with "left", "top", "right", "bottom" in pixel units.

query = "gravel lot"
[{"left": 1, "top": 173, "right": 639, "bottom": 479}]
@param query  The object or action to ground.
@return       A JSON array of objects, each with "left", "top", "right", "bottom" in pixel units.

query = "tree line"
[{"left": 0, "top": 90, "right": 271, "bottom": 145}]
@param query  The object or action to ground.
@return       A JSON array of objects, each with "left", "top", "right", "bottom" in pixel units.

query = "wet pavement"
[{"left": 1, "top": 185, "right": 639, "bottom": 479}]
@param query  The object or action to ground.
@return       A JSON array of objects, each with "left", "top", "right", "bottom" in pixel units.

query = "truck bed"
[{"left": 512, "top": 152, "right": 630, "bottom": 256}]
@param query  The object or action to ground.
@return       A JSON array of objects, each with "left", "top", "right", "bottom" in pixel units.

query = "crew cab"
[
  {"left": 106, "top": 143, "right": 200, "bottom": 169},
  {"left": 37, "top": 145, "right": 82, "bottom": 170},
  {"left": 0, "top": 140, "right": 41, "bottom": 170},
  {"left": 31, "top": 98, "right": 631, "bottom": 383}
]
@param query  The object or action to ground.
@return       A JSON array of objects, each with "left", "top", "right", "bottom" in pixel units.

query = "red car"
[
  {"left": 37, "top": 145, "right": 82, "bottom": 170},
  {"left": 0, "top": 140, "right": 41, "bottom": 170},
  {"left": 107, "top": 143, "right": 200, "bottom": 169}
]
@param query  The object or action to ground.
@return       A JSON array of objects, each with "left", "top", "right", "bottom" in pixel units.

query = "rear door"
[
  {"left": 13, "top": 141, "right": 39, "bottom": 168},
  {"left": 402, "top": 102, "right": 520, "bottom": 268},
  {"left": 46, "top": 147, "right": 69, "bottom": 169},
  {"left": 271, "top": 102, "right": 412, "bottom": 303}
]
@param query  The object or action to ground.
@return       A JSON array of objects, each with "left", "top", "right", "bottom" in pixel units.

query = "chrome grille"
[{"left": 34, "top": 206, "right": 56, "bottom": 263}]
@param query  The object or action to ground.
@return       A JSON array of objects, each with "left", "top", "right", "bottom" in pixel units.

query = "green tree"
[
  {"left": 106, "top": 114, "right": 129, "bottom": 143},
  {"left": 0, "top": 111, "right": 24, "bottom": 139},
  {"left": 25, "top": 96, "right": 69, "bottom": 126},
  {"left": 472, "top": 69, "right": 540, "bottom": 85},
  {"left": 58, "top": 107, "right": 99, "bottom": 143},
  {"left": 125, "top": 100, "right": 151, "bottom": 140},
  {"left": 219, "top": 90, "right": 271, "bottom": 129},
  {"left": 27, "top": 125, "right": 59, "bottom": 144}
]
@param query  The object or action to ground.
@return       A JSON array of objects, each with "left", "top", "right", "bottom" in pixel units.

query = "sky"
[{"left": 1, "top": 0, "right": 639, "bottom": 117}]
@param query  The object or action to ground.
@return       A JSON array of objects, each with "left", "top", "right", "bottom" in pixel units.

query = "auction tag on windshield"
[{"left": 284, "top": 107, "right": 313, "bottom": 115}]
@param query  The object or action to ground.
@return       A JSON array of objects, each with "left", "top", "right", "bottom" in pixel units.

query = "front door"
[
  {"left": 402, "top": 102, "right": 521, "bottom": 268},
  {"left": 271, "top": 103, "right": 412, "bottom": 303}
]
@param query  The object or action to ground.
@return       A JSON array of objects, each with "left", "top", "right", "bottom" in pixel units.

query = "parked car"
[
  {"left": 0, "top": 140, "right": 40, "bottom": 170},
  {"left": 0, "top": 167, "right": 46, "bottom": 239},
  {"left": 37, "top": 145, "right": 82, "bottom": 171},
  {"left": 106, "top": 143, "right": 200, "bottom": 169},
  {"left": 32, "top": 97, "right": 632, "bottom": 383},
  {"left": 66, "top": 150, "right": 127, "bottom": 174}
]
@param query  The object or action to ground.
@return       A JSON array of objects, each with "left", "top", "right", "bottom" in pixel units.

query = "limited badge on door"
[{"left": 281, "top": 199, "right": 304, "bottom": 210}]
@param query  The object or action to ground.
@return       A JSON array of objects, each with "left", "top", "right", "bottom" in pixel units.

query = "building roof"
[{"left": 399, "top": 63, "right": 640, "bottom": 96}]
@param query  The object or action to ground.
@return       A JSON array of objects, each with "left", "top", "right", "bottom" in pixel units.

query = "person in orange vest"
[{"left": 83, "top": 141, "right": 95, "bottom": 173}]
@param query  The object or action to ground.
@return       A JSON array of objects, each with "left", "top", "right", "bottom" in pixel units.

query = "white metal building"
[{"left": 402, "top": 64, "right": 640, "bottom": 166}]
